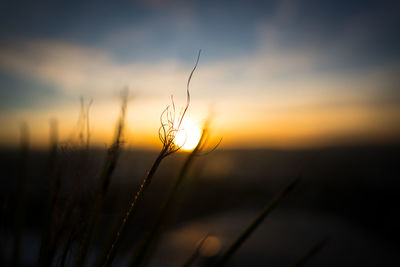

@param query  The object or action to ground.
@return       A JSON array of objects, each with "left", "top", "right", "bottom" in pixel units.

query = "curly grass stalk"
[
  {"left": 99, "top": 51, "right": 201, "bottom": 267},
  {"left": 212, "top": 176, "right": 300, "bottom": 267},
  {"left": 128, "top": 121, "right": 212, "bottom": 267},
  {"left": 75, "top": 90, "right": 128, "bottom": 267}
]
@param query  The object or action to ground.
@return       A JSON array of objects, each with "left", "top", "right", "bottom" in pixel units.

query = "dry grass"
[
  {"left": 99, "top": 51, "right": 202, "bottom": 267},
  {"left": 128, "top": 119, "right": 214, "bottom": 267},
  {"left": 75, "top": 90, "right": 128, "bottom": 267}
]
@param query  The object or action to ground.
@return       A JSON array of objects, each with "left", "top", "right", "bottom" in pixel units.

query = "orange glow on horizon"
[{"left": 1, "top": 96, "right": 400, "bottom": 150}]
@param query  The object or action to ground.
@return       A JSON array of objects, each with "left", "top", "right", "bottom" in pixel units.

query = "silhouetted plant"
[
  {"left": 75, "top": 89, "right": 129, "bottom": 267},
  {"left": 128, "top": 117, "right": 219, "bottom": 267},
  {"left": 99, "top": 51, "right": 202, "bottom": 267},
  {"left": 212, "top": 176, "right": 300, "bottom": 267}
]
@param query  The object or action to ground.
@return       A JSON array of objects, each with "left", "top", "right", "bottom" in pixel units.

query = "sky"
[{"left": 0, "top": 0, "right": 399, "bottom": 149}]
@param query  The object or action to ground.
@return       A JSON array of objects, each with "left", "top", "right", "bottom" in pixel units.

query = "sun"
[{"left": 174, "top": 119, "right": 202, "bottom": 151}]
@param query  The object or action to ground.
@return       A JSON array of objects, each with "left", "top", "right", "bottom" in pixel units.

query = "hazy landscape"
[
  {"left": 1, "top": 0, "right": 400, "bottom": 266},
  {"left": 1, "top": 145, "right": 399, "bottom": 266}
]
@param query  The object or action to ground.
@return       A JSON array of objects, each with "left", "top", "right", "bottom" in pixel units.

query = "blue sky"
[{"left": 0, "top": 0, "right": 399, "bottom": 148}]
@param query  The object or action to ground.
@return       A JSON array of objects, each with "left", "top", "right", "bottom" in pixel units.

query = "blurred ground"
[{"left": 0, "top": 145, "right": 399, "bottom": 266}]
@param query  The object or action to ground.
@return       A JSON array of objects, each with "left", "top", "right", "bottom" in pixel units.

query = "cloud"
[
  {"left": 1, "top": 37, "right": 399, "bottom": 148},
  {"left": 0, "top": 40, "right": 188, "bottom": 98},
  {"left": 0, "top": 36, "right": 398, "bottom": 105}
]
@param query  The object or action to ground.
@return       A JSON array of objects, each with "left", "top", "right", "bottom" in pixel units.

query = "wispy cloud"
[{"left": 0, "top": 37, "right": 399, "bottom": 148}]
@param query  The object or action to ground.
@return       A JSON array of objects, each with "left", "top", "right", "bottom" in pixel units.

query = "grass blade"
[
  {"left": 181, "top": 235, "right": 210, "bottom": 267},
  {"left": 288, "top": 238, "right": 329, "bottom": 267},
  {"left": 75, "top": 91, "right": 127, "bottom": 267},
  {"left": 212, "top": 176, "right": 300, "bottom": 267}
]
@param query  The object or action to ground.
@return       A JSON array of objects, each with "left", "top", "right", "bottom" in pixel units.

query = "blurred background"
[{"left": 0, "top": 0, "right": 399, "bottom": 266}]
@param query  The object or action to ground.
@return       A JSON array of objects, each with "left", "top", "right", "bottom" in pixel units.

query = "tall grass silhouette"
[
  {"left": 99, "top": 51, "right": 202, "bottom": 267},
  {"left": 128, "top": 119, "right": 217, "bottom": 267},
  {"left": 75, "top": 89, "right": 129, "bottom": 267},
  {"left": 288, "top": 237, "right": 329, "bottom": 267},
  {"left": 212, "top": 176, "right": 300, "bottom": 267}
]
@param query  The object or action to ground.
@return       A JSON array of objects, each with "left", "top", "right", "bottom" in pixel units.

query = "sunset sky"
[{"left": 0, "top": 0, "right": 399, "bottom": 149}]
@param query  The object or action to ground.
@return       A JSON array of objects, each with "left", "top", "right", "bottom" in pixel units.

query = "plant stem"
[
  {"left": 75, "top": 93, "right": 127, "bottom": 267},
  {"left": 181, "top": 235, "right": 209, "bottom": 267},
  {"left": 212, "top": 177, "right": 300, "bottom": 267},
  {"left": 128, "top": 131, "right": 206, "bottom": 267},
  {"left": 288, "top": 238, "right": 329, "bottom": 267},
  {"left": 100, "top": 148, "right": 167, "bottom": 267}
]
